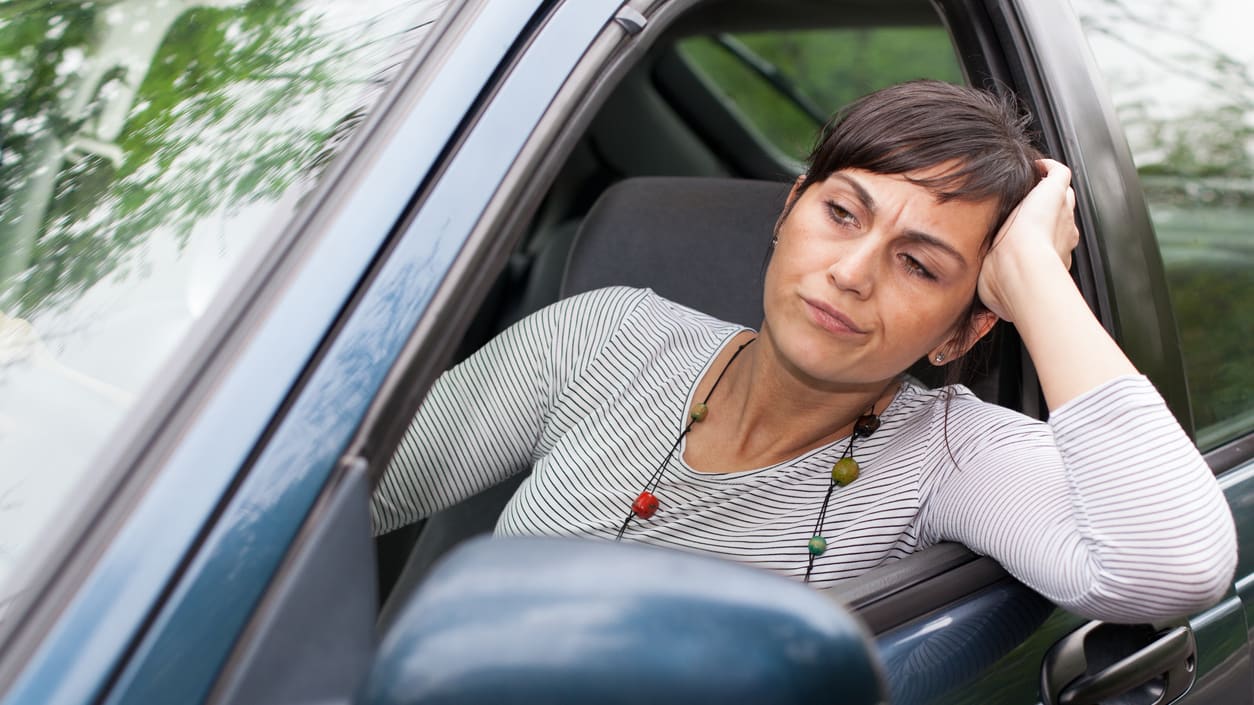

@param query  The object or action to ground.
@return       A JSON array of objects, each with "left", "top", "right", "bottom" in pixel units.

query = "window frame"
[{"left": 354, "top": 0, "right": 1041, "bottom": 670}]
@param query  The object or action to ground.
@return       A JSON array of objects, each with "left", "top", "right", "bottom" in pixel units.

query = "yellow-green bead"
[
  {"left": 808, "top": 536, "right": 827, "bottom": 556},
  {"left": 690, "top": 402, "right": 708, "bottom": 422},
  {"left": 831, "top": 457, "right": 860, "bottom": 486}
]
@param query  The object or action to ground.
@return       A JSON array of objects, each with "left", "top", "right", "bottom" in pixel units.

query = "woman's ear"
[{"left": 931, "top": 310, "right": 999, "bottom": 365}]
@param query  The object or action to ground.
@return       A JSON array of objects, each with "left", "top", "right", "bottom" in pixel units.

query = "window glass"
[
  {"left": 1071, "top": 0, "right": 1254, "bottom": 449},
  {"left": 0, "top": 0, "right": 451, "bottom": 616},
  {"left": 677, "top": 27, "right": 964, "bottom": 160}
]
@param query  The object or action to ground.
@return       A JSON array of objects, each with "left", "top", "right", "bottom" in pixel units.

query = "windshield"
[{"left": 0, "top": 0, "right": 451, "bottom": 618}]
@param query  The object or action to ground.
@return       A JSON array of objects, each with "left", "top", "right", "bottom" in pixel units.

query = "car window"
[
  {"left": 676, "top": 26, "right": 964, "bottom": 161},
  {"left": 0, "top": 0, "right": 451, "bottom": 617},
  {"left": 1070, "top": 0, "right": 1254, "bottom": 450}
]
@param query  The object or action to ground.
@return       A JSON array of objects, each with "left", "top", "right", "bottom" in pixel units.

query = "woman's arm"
[
  {"left": 370, "top": 286, "right": 646, "bottom": 534},
  {"left": 922, "top": 382, "right": 1236, "bottom": 622},
  {"left": 928, "top": 160, "right": 1237, "bottom": 622},
  {"left": 977, "top": 159, "right": 1137, "bottom": 410}
]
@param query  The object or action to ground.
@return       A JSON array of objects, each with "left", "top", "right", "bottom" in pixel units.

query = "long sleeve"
[
  {"left": 370, "top": 286, "right": 646, "bottom": 534},
  {"left": 920, "top": 375, "right": 1237, "bottom": 623}
]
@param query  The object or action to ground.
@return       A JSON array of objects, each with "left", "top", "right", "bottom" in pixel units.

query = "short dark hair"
[{"left": 798, "top": 80, "right": 1043, "bottom": 246}]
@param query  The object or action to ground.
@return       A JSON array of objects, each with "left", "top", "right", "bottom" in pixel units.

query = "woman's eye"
[
  {"left": 901, "top": 254, "right": 936, "bottom": 281},
  {"left": 825, "top": 201, "right": 857, "bottom": 226}
]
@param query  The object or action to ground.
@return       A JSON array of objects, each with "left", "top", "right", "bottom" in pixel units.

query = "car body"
[{"left": 0, "top": 0, "right": 1251, "bottom": 704}]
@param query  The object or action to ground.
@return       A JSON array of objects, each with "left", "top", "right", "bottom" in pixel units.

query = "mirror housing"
[{"left": 361, "top": 536, "right": 886, "bottom": 705}]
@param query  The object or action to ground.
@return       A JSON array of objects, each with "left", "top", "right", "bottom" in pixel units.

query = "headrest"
[{"left": 561, "top": 177, "right": 791, "bottom": 329}]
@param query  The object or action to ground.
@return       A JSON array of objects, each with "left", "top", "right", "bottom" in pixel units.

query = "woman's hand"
[
  {"left": 977, "top": 159, "right": 1080, "bottom": 323},
  {"left": 975, "top": 158, "right": 1137, "bottom": 409}
]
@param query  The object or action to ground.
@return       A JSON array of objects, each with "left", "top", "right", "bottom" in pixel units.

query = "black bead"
[{"left": 854, "top": 414, "right": 881, "bottom": 438}]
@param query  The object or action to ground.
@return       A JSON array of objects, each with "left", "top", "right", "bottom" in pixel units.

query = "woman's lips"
[{"left": 803, "top": 298, "right": 867, "bottom": 336}]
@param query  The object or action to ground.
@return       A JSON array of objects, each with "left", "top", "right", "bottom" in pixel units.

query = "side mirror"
[{"left": 360, "top": 536, "right": 886, "bottom": 705}]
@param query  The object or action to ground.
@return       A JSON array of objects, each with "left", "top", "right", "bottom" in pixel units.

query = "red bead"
[{"left": 632, "top": 491, "right": 659, "bottom": 519}]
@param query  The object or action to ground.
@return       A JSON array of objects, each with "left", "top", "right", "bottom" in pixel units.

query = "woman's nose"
[{"left": 827, "top": 236, "right": 877, "bottom": 298}]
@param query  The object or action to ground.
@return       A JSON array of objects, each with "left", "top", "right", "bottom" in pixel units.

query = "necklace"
[
  {"left": 615, "top": 336, "right": 755, "bottom": 540},
  {"left": 805, "top": 407, "right": 881, "bottom": 582},
  {"left": 613, "top": 335, "right": 886, "bottom": 585}
]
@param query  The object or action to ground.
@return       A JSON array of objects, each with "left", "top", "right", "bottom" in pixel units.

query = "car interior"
[{"left": 373, "top": 0, "right": 1047, "bottom": 640}]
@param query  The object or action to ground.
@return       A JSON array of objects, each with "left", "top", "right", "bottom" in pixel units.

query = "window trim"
[{"left": 996, "top": 0, "right": 1195, "bottom": 434}]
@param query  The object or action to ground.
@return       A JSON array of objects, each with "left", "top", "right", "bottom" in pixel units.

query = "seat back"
[
  {"left": 559, "top": 176, "right": 980, "bottom": 390},
  {"left": 561, "top": 176, "right": 790, "bottom": 327}
]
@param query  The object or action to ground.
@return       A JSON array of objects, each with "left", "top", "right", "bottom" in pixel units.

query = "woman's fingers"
[
  {"left": 978, "top": 159, "right": 1080, "bottom": 322},
  {"left": 1037, "top": 159, "right": 1071, "bottom": 191}
]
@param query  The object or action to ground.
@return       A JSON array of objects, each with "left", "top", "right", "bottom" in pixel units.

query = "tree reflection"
[
  {"left": 1074, "top": 0, "right": 1253, "bottom": 442},
  {"left": 1077, "top": 0, "right": 1253, "bottom": 184},
  {"left": 0, "top": 0, "right": 415, "bottom": 316},
  {"left": 0, "top": 0, "right": 440, "bottom": 613}
]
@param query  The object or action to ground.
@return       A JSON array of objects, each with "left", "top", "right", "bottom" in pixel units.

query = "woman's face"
[{"left": 762, "top": 167, "right": 999, "bottom": 387}]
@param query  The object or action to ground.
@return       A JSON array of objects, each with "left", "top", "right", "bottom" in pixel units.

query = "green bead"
[
  {"left": 831, "top": 457, "right": 860, "bottom": 486},
  {"left": 808, "top": 536, "right": 828, "bottom": 556},
  {"left": 690, "top": 402, "right": 708, "bottom": 422}
]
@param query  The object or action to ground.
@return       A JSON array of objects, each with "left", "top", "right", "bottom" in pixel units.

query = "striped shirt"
[{"left": 372, "top": 286, "right": 1236, "bottom": 622}]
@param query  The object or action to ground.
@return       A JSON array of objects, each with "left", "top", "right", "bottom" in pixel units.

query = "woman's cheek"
[{"left": 887, "top": 288, "right": 954, "bottom": 350}]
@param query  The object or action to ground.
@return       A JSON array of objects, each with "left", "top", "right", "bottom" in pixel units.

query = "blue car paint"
[
  {"left": 97, "top": 2, "right": 626, "bottom": 704},
  {"left": 0, "top": 3, "right": 547, "bottom": 704},
  {"left": 876, "top": 580, "right": 1054, "bottom": 705},
  {"left": 870, "top": 459, "right": 1254, "bottom": 704},
  {"left": 364, "top": 537, "right": 887, "bottom": 705},
  {"left": 1220, "top": 461, "right": 1254, "bottom": 650}
]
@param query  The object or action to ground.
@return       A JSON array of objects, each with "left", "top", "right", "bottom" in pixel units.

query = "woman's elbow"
[{"left": 1078, "top": 517, "right": 1239, "bottom": 623}]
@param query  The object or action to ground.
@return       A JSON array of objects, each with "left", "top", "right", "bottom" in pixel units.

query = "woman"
[{"left": 371, "top": 81, "right": 1236, "bottom": 623}]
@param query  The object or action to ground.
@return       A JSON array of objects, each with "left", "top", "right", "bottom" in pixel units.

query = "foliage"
[
  {"left": 0, "top": 0, "right": 382, "bottom": 316},
  {"left": 679, "top": 27, "right": 964, "bottom": 161}
]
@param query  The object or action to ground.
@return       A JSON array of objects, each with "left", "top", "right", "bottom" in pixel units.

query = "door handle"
[{"left": 1041, "top": 622, "right": 1196, "bottom": 705}]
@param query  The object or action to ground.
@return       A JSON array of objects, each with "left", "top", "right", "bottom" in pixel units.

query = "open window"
[
  {"left": 208, "top": 1, "right": 1070, "bottom": 704},
  {"left": 362, "top": 0, "right": 1052, "bottom": 699}
]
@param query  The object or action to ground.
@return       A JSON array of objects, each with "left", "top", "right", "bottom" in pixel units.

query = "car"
[{"left": 0, "top": 0, "right": 1250, "bottom": 703}]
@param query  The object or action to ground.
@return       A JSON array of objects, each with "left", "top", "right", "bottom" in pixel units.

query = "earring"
[
  {"left": 934, "top": 352, "right": 945, "bottom": 363},
  {"left": 771, "top": 236, "right": 779, "bottom": 246}
]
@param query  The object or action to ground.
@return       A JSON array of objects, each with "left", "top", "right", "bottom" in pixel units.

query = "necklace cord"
[
  {"left": 615, "top": 336, "right": 755, "bottom": 540},
  {"left": 614, "top": 335, "right": 889, "bottom": 588}
]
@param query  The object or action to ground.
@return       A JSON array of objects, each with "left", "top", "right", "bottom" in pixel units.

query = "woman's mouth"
[{"left": 803, "top": 298, "right": 867, "bottom": 336}]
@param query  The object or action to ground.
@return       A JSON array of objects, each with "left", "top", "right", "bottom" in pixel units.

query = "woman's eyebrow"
[
  {"left": 834, "top": 173, "right": 969, "bottom": 269},
  {"left": 902, "top": 229, "right": 968, "bottom": 269},
  {"left": 832, "top": 173, "right": 876, "bottom": 213}
]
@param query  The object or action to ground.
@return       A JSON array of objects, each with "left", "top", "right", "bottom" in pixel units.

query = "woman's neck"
[{"left": 685, "top": 329, "right": 899, "bottom": 472}]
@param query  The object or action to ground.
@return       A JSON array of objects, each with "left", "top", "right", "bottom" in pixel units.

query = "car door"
[{"left": 887, "top": 1, "right": 1254, "bottom": 703}]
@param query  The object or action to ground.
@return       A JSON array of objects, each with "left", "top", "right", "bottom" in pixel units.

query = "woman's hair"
[
  {"left": 790, "top": 80, "right": 1045, "bottom": 374},
  {"left": 799, "top": 80, "right": 1044, "bottom": 248}
]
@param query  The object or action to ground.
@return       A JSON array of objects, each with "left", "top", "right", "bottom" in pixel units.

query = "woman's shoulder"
[
  {"left": 561, "top": 286, "right": 748, "bottom": 336},
  {"left": 892, "top": 376, "right": 1175, "bottom": 469},
  {"left": 542, "top": 285, "right": 652, "bottom": 321},
  {"left": 891, "top": 377, "right": 1046, "bottom": 440},
  {"left": 905, "top": 374, "right": 1160, "bottom": 429}
]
